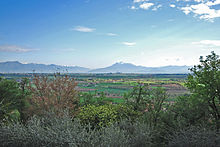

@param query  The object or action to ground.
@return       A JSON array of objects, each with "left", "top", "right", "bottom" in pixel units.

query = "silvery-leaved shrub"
[
  {"left": 95, "top": 120, "right": 154, "bottom": 147},
  {"left": 0, "top": 111, "right": 96, "bottom": 147},
  {"left": 0, "top": 112, "right": 156, "bottom": 147},
  {"left": 168, "top": 126, "right": 220, "bottom": 147}
]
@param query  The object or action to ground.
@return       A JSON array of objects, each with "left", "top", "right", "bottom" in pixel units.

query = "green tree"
[
  {"left": 124, "top": 83, "right": 168, "bottom": 127},
  {"left": 124, "top": 83, "right": 151, "bottom": 111},
  {"left": 186, "top": 51, "right": 220, "bottom": 130},
  {"left": 77, "top": 104, "right": 140, "bottom": 129},
  {"left": 162, "top": 95, "right": 209, "bottom": 132},
  {"left": 0, "top": 77, "right": 27, "bottom": 122}
]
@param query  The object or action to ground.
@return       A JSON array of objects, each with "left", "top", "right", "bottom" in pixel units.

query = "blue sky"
[{"left": 0, "top": 0, "right": 220, "bottom": 68}]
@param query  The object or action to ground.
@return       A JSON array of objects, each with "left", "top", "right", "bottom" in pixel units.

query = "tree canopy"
[{"left": 186, "top": 51, "right": 220, "bottom": 130}]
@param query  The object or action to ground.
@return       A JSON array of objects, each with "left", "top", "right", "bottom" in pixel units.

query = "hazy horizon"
[
  {"left": 0, "top": 60, "right": 192, "bottom": 69},
  {"left": 0, "top": 0, "right": 220, "bottom": 69}
]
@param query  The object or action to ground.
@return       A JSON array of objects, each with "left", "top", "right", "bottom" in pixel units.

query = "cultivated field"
[{"left": 0, "top": 73, "right": 189, "bottom": 103}]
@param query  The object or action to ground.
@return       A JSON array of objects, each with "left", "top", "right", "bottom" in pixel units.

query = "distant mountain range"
[
  {"left": 0, "top": 61, "right": 89, "bottom": 73},
  {"left": 90, "top": 62, "right": 190, "bottom": 73},
  {"left": 0, "top": 61, "right": 191, "bottom": 73}
]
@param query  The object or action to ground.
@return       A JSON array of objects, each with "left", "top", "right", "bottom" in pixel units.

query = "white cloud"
[
  {"left": 131, "top": 0, "right": 220, "bottom": 21},
  {"left": 106, "top": 33, "right": 118, "bottom": 36},
  {"left": 191, "top": 3, "right": 214, "bottom": 15},
  {"left": 133, "top": 0, "right": 149, "bottom": 3},
  {"left": 170, "top": 4, "right": 176, "bottom": 8},
  {"left": 152, "top": 4, "right": 162, "bottom": 11},
  {"left": 130, "top": 6, "right": 137, "bottom": 10},
  {"left": 180, "top": 1, "right": 220, "bottom": 21},
  {"left": 206, "top": 0, "right": 220, "bottom": 6},
  {"left": 194, "top": 0, "right": 204, "bottom": 2},
  {"left": 72, "top": 26, "right": 95, "bottom": 32},
  {"left": 192, "top": 40, "right": 220, "bottom": 47},
  {"left": 181, "top": 7, "right": 192, "bottom": 15},
  {"left": 139, "top": 2, "right": 154, "bottom": 10},
  {"left": 0, "top": 45, "right": 36, "bottom": 52},
  {"left": 122, "top": 42, "right": 136, "bottom": 46}
]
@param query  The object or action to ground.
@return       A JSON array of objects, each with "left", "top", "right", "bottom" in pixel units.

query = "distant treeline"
[{"left": 0, "top": 73, "right": 188, "bottom": 80}]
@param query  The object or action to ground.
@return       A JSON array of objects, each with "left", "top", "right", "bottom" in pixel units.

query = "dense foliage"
[
  {"left": 0, "top": 52, "right": 220, "bottom": 146},
  {"left": 0, "top": 77, "right": 28, "bottom": 122},
  {"left": 77, "top": 104, "right": 141, "bottom": 128},
  {"left": 186, "top": 51, "right": 220, "bottom": 130},
  {"left": 0, "top": 111, "right": 219, "bottom": 147},
  {"left": 0, "top": 111, "right": 155, "bottom": 147}
]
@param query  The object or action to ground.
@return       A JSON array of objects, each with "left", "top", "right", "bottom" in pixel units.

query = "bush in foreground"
[
  {"left": 1, "top": 111, "right": 219, "bottom": 147},
  {"left": 0, "top": 111, "right": 95, "bottom": 147},
  {"left": 77, "top": 104, "right": 141, "bottom": 128},
  {"left": 168, "top": 126, "right": 220, "bottom": 147},
  {"left": 0, "top": 111, "right": 154, "bottom": 147}
]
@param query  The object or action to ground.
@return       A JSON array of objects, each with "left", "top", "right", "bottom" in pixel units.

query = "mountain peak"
[
  {"left": 114, "top": 62, "right": 134, "bottom": 66},
  {"left": 116, "top": 61, "right": 125, "bottom": 64},
  {"left": 112, "top": 62, "right": 135, "bottom": 67},
  {"left": 4, "top": 61, "right": 21, "bottom": 64},
  {"left": 90, "top": 62, "right": 191, "bottom": 73}
]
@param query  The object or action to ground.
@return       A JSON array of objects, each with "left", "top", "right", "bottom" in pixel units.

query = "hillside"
[
  {"left": 0, "top": 61, "right": 191, "bottom": 73},
  {"left": 90, "top": 62, "right": 190, "bottom": 73},
  {"left": 0, "top": 61, "right": 90, "bottom": 73}
]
